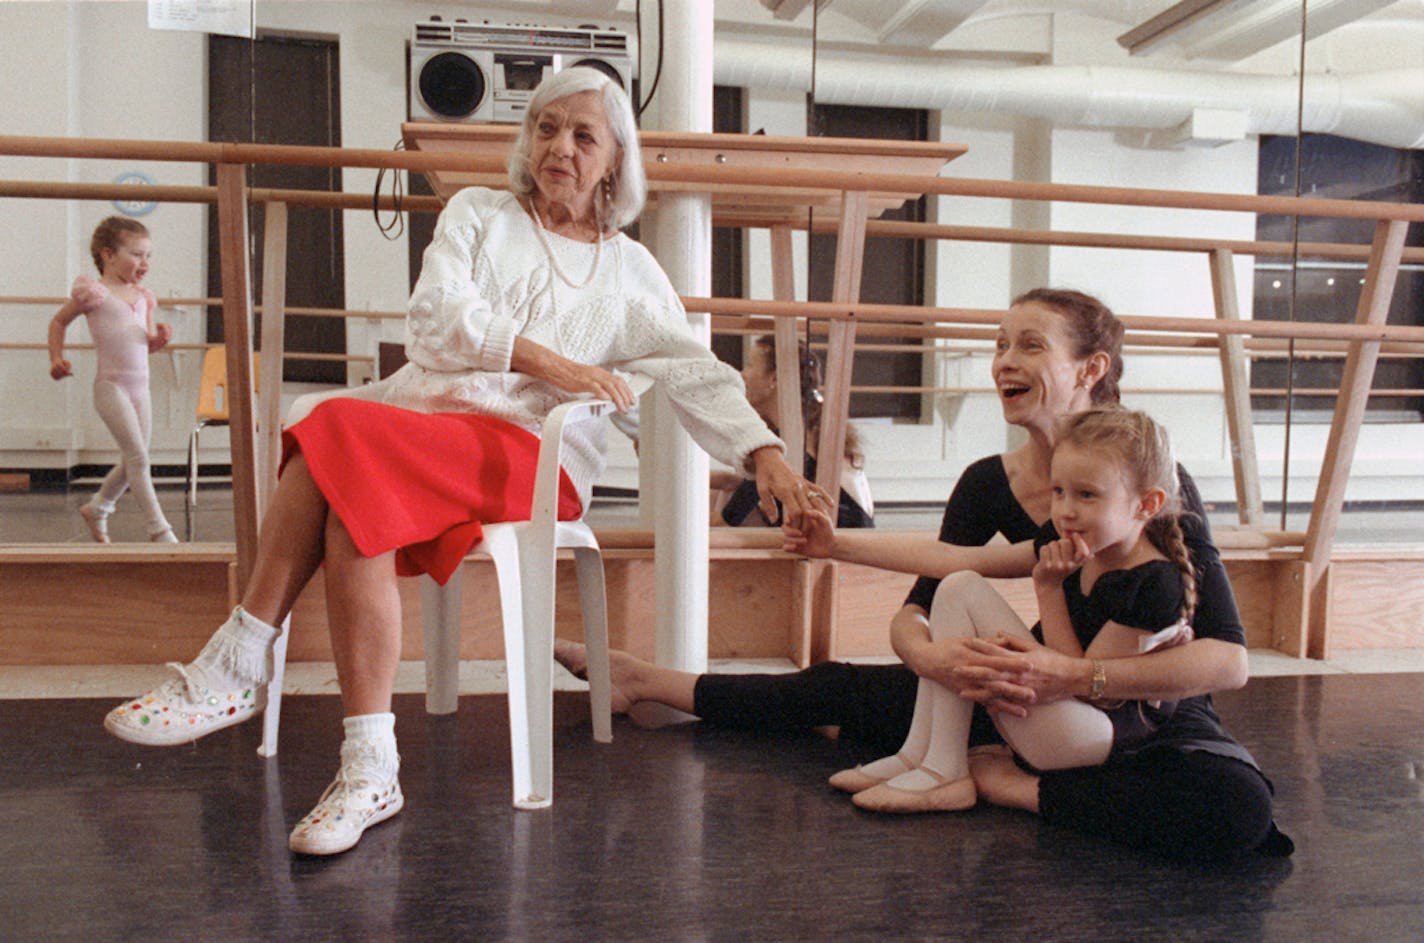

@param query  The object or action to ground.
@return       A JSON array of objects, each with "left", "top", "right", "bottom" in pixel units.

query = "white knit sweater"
[{"left": 366, "top": 187, "right": 782, "bottom": 506}]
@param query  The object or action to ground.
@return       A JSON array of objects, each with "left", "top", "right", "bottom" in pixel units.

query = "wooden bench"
[{"left": 7, "top": 527, "right": 1417, "bottom": 668}]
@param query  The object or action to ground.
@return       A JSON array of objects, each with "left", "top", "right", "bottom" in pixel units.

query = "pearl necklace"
[{"left": 529, "top": 202, "right": 604, "bottom": 290}]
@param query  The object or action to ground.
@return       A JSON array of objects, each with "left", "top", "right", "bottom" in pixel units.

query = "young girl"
[
  {"left": 829, "top": 406, "right": 1196, "bottom": 813},
  {"left": 48, "top": 216, "right": 177, "bottom": 543}
]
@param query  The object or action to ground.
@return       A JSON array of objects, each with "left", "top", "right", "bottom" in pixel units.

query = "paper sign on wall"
[{"left": 148, "top": 0, "right": 254, "bottom": 39}]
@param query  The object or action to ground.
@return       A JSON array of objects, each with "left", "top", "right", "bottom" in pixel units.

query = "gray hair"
[{"left": 507, "top": 67, "right": 646, "bottom": 231}]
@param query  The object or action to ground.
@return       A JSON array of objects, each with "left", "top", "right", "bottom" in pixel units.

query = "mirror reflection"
[{"left": 1, "top": 1, "right": 1420, "bottom": 547}]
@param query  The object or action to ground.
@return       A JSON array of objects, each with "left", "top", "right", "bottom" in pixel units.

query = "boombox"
[{"left": 409, "top": 18, "right": 633, "bottom": 124}]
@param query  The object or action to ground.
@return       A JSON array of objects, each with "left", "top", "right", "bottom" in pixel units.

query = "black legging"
[{"left": 693, "top": 662, "right": 1291, "bottom": 862}]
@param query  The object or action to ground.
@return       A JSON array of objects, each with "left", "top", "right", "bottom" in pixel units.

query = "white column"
[{"left": 644, "top": 0, "right": 714, "bottom": 675}]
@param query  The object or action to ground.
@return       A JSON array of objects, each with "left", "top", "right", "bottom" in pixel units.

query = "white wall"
[{"left": 0, "top": 1, "right": 206, "bottom": 468}]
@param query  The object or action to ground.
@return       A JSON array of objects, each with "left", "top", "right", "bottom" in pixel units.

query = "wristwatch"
[{"left": 1090, "top": 659, "right": 1107, "bottom": 700}]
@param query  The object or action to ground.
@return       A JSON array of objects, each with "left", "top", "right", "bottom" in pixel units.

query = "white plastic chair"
[
  {"left": 419, "top": 392, "right": 622, "bottom": 810},
  {"left": 257, "top": 386, "right": 636, "bottom": 808}
]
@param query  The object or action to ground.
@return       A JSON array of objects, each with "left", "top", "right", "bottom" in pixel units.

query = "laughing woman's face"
[{"left": 991, "top": 301, "right": 1097, "bottom": 434}]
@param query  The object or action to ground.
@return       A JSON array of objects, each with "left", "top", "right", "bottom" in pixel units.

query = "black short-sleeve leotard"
[{"left": 1053, "top": 559, "right": 1186, "bottom": 753}]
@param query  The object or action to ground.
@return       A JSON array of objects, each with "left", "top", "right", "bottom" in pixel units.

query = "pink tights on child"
[
  {"left": 872, "top": 571, "right": 1113, "bottom": 789},
  {"left": 91, "top": 378, "right": 170, "bottom": 537}
]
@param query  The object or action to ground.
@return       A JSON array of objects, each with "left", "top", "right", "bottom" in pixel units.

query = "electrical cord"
[
  {"left": 373, "top": 138, "right": 406, "bottom": 240},
  {"left": 634, "top": 0, "right": 664, "bottom": 120}
]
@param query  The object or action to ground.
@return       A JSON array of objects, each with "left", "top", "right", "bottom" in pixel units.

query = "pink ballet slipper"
[
  {"left": 852, "top": 769, "right": 977, "bottom": 814},
  {"left": 79, "top": 504, "right": 110, "bottom": 544}
]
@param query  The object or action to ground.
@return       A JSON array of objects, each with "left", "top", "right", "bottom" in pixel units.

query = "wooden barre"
[
  {"left": 0, "top": 179, "right": 446, "bottom": 213},
  {"left": 0, "top": 341, "right": 372, "bottom": 364},
  {"left": 5, "top": 133, "right": 1424, "bottom": 223},
  {"left": 711, "top": 316, "right": 1424, "bottom": 356},
  {"left": 739, "top": 216, "right": 1424, "bottom": 265},
  {"left": 687, "top": 296, "right": 1424, "bottom": 345},
  {"left": 10, "top": 177, "right": 1420, "bottom": 266},
  {"left": 822, "top": 340, "right": 1422, "bottom": 360},
  {"left": 591, "top": 526, "right": 1308, "bottom": 552},
  {"left": 8, "top": 307, "right": 1418, "bottom": 363},
  {"left": 0, "top": 296, "right": 408, "bottom": 320},
  {"left": 848, "top": 384, "right": 1423, "bottom": 398},
  {"left": 10, "top": 296, "right": 1419, "bottom": 355}
]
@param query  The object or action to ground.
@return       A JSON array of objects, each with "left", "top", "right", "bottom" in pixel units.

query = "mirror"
[{"left": 1, "top": 1, "right": 1419, "bottom": 547}]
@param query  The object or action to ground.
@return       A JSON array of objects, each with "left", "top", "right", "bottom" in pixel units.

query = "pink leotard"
[{"left": 72, "top": 275, "right": 154, "bottom": 399}]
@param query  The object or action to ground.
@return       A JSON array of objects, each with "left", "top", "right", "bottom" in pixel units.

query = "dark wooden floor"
[{"left": 2, "top": 672, "right": 1421, "bottom": 943}]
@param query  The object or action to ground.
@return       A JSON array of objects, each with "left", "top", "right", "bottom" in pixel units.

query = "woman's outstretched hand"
[
  {"left": 751, "top": 447, "right": 830, "bottom": 530},
  {"left": 782, "top": 506, "right": 837, "bottom": 557}
]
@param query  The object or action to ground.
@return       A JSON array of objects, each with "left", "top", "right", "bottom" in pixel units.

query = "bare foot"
[
  {"left": 553, "top": 639, "right": 636, "bottom": 714},
  {"left": 968, "top": 747, "right": 1040, "bottom": 813}
]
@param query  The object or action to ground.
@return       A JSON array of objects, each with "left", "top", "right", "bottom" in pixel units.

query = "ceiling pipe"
[{"left": 713, "top": 36, "right": 1424, "bottom": 149}]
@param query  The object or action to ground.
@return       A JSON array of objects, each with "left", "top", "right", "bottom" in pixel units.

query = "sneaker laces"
[
  {"left": 161, "top": 662, "right": 206, "bottom": 704},
  {"left": 324, "top": 741, "right": 399, "bottom": 806}
]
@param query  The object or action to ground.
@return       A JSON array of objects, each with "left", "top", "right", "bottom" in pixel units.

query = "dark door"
[
  {"left": 808, "top": 103, "right": 928, "bottom": 420},
  {"left": 208, "top": 33, "right": 346, "bottom": 384}
]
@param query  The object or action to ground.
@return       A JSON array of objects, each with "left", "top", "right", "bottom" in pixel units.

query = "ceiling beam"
[
  {"left": 1119, "top": 0, "right": 1398, "bottom": 60},
  {"left": 878, "top": 0, "right": 980, "bottom": 47}
]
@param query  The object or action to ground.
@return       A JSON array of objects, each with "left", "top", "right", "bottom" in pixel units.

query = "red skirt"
[{"left": 281, "top": 398, "right": 583, "bottom": 585}]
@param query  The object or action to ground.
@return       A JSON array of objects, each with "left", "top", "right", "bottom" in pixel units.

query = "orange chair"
[{"left": 186, "top": 345, "right": 259, "bottom": 506}]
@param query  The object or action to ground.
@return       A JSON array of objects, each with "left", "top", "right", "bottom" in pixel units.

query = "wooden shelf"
[{"left": 401, "top": 123, "right": 967, "bottom": 222}]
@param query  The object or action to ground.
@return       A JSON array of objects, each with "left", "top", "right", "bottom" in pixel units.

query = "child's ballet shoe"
[
  {"left": 104, "top": 663, "right": 264, "bottom": 746},
  {"left": 79, "top": 504, "right": 110, "bottom": 544},
  {"left": 828, "top": 751, "right": 914, "bottom": 794},
  {"left": 851, "top": 770, "right": 977, "bottom": 814},
  {"left": 150, "top": 527, "right": 179, "bottom": 543}
]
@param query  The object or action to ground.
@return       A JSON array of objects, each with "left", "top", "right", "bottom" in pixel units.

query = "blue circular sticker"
[{"left": 112, "top": 171, "right": 158, "bottom": 217}]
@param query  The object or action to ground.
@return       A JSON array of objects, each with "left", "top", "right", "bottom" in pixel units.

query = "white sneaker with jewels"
[
  {"left": 103, "top": 663, "right": 264, "bottom": 746},
  {"left": 289, "top": 738, "right": 404, "bottom": 856}
]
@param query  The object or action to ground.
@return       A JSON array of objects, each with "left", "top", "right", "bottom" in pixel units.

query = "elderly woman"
[
  {"left": 103, "top": 67, "right": 822, "bottom": 856},
  {"left": 557, "top": 289, "right": 1291, "bottom": 862}
]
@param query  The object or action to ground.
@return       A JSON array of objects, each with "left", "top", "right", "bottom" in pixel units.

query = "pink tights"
[
  {"left": 91, "top": 379, "right": 170, "bottom": 537},
  {"left": 885, "top": 571, "right": 1112, "bottom": 784}
]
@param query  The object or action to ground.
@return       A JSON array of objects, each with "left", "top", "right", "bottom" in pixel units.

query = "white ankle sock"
[
  {"left": 191, "top": 607, "right": 282, "bottom": 690},
  {"left": 343, "top": 712, "right": 396, "bottom": 742},
  {"left": 342, "top": 713, "right": 399, "bottom": 779}
]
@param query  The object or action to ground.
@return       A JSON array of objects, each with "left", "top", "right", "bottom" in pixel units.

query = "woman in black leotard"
[{"left": 556, "top": 288, "right": 1290, "bottom": 862}]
